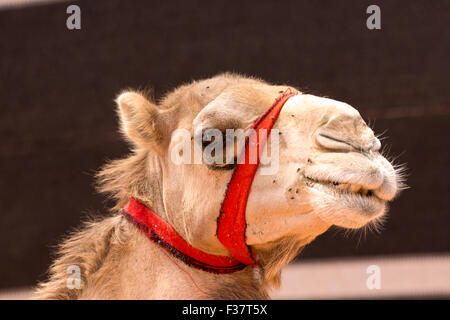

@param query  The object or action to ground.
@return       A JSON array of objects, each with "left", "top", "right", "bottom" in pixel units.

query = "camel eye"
[
  {"left": 201, "top": 130, "right": 226, "bottom": 149},
  {"left": 200, "top": 128, "right": 238, "bottom": 171}
]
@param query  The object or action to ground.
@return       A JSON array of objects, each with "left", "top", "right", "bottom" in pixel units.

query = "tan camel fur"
[{"left": 34, "top": 73, "right": 401, "bottom": 299}]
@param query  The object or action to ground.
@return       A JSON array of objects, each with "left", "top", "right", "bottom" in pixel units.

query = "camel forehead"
[
  {"left": 192, "top": 91, "right": 364, "bottom": 130},
  {"left": 162, "top": 73, "right": 270, "bottom": 112},
  {"left": 166, "top": 75, "right": 283, "bottom": 130},
  {"left": 164, "top": 74, "right": 365, "bottom": 134}
]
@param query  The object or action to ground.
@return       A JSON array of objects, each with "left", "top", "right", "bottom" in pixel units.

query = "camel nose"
[
  {"left": 316, "top": 114, "right": 379, "bottom": 152},
  {"left": 372, "top": 137, "right": 381, "bottom": 152}
]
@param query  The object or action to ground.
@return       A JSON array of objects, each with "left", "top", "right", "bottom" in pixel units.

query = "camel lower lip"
[{"left": 304, "top": 177, "right": 385, "bottom": 215}]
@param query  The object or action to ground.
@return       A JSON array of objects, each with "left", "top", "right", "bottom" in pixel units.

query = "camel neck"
[{"left": 120, "top": 219, "right": 269, "bottom": 299}]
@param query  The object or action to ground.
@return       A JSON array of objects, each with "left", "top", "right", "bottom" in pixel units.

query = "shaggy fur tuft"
[{"left": 33, "top": 215, "right": 131, "bottom": 299}]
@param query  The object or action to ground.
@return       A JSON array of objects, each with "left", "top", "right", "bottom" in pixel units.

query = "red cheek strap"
[{"left": 216, "top": 88, "right": 299, "bottom": 266}]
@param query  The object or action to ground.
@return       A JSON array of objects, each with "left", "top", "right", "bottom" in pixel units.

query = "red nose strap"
[{"left": 216, "top": 88, "right": 298, "bottom": 265}]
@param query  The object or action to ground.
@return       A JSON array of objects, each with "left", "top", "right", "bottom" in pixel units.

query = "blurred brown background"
[{"left": 0, "top": 0, "right": 449, "bottom": 291}]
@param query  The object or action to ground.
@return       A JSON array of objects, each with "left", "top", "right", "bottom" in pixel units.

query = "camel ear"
[{"left": 116, "top": 91, "right": 165, "bottom": 149}]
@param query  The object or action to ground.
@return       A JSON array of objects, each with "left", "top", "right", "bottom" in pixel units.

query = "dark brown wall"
[{"left": 0, "top": 0, "right": 449, "bottom": 288}]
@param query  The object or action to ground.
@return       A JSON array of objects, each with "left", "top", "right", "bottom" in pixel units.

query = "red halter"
[{"left": 122, "top": 88, "right": 298, "bottom": 273}]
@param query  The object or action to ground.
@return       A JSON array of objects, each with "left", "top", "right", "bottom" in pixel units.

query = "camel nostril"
[{"left": 316, "top": 133, "right": 354, "bottom": 152}]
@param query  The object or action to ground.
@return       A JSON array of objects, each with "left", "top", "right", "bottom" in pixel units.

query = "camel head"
[{"left": 102, "top": 73, "right": 401, "bottom": 286}]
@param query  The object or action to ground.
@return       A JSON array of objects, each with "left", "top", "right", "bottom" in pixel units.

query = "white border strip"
[{"left": 272, "top": 254, "right": 450, "bottom": 299}]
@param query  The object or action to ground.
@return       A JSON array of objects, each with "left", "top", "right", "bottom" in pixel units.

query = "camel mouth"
[
  {"left": 302, "top": 174, "right": 381, "bottom": 201},
  {"left": 302, "top": 174, "right": 386, "bottom": 227}
]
